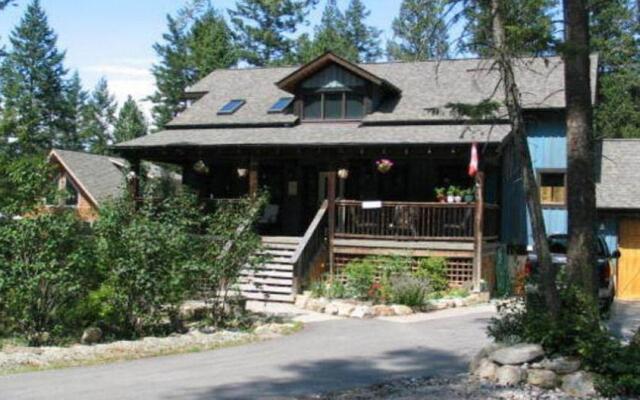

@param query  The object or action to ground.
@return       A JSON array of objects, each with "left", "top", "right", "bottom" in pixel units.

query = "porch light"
[
  {"left": 376, "top": 158, "right": 394, "bottom": 174},
  {"left": 338, "top": 168, "right": 349, "bottom": 179},
  {"left": 193, "top": 160, "right": 209, "bottom": 175},
  {"left": 237, "top": 167, "right": 248, "bottom": 178}
]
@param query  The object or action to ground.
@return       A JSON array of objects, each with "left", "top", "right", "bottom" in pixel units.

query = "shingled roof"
[
  {"left": 171, "top": 54, "right": 598, "bottom": 128},
  {"left": 596, "top": 139, "right": 640, "bottom": 210},
  {"left": 49, "top": 149, "right": 126, "bottom": 206}
]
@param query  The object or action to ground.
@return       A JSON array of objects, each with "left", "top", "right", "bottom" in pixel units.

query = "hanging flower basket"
[
  {"left": 376, "top": 158, "right": 394, "bottom": 174},
  {"left": 193, "top": 160, "right": 210, "bottom": 175}
]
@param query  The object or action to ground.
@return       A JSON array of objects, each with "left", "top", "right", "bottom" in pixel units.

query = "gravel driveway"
[{"left": 0, "top": 305, "right": 495, "bottom": 400}]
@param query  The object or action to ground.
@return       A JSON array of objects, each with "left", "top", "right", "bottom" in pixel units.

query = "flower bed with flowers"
[{"left": 296, "top": 256, "right": 489, "bottom": 318}]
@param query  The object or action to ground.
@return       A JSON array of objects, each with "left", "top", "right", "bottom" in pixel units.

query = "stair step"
[
  {"left": 239, "top": 284, "right": 293, "bottom": 294},
  {"left": 238, "top": 277, "right": 293, "bottom": 286},
  {"left": 258, "top": 263, "right": 294, "bottom": 271},
  {"left": 260, "top": 249, "right": 295, "bottom": 257},
  {"left": 261, "top": 257, "right": 294, "bottom": 264},
  {"left": 262, "top": 236, "right": 301, "bottom": 245},
  {"left": 263, "top": 243, "right": 300, "bottom": 250},
  {"left": 241, "top": 292, "right": 295, "bottom": 303},
  {"left": 240, "top": 270, "right": 293, "bottom": 279}
]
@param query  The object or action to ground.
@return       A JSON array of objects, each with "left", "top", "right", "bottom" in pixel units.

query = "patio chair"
[
  {"left": 390, "top": 205, "right": 418, "bottom": 236},
  {"left": 443, "top": 208, "right": 473, "bottom": 237},
  {"left": 348, "top": 206, "right": 379, "bottom": 233}
]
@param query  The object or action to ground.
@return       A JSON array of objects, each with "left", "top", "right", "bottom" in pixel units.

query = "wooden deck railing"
[
  {"left": 291, "top": 200, "right": 329, "bottom": 291},
  {"left": 336, "top": 200, "right": 499, "bottom": 241}
]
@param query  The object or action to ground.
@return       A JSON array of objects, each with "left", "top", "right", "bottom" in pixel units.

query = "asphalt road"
[{"left": 0, "top": 306, "right": 494, "bottom": 400}]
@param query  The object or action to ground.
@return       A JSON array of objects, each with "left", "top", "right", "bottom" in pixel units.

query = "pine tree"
[
  {"left": 59, "top": 71, "right": 89, "bottom": 151},
  {"left": 343, "top": 0, "right": 382, "bottom": 62},
  {"left": 82, "top": 78, "right": 117, "bottom": 155},
  {"left": 591, "top": 0, "right": 640, "bottom": 138},
  {"left": 0, "top": 0, "right": 69, "bottom": 155},
  {"left": 229, "top": 0, "right": 318, "bottom": 66},
  {"left": 149, "top": 15, "right": 194, "bottom": 131},
  {"left": 114, "top": 96, "right": 148, "bottom": 144},
  {"left": 387, "top": 0, "right": 450, "bottom": 61},
  {"left": 188, "top": 8, "right": 238, "bottom": 80},
  {"left": 295, "top": 0, "right": 358, "bottom": 63}
]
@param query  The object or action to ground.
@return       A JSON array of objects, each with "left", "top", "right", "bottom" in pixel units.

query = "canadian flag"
[{"left": 468, "top": 142, "right": 479, "bottom": 177}]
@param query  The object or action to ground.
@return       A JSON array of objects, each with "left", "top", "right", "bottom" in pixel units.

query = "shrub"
[
  {"left": 343, "top": 257, "right": 377, "bottom": 300},
  {"left": 0, "top": 212, "right": 96, "bottom": 345},
  {"left": 388, "top": 274, "right": 429, "bottom": 307},
  {"left": 415, "top": 257, "right": 449, "bottom": 293}
]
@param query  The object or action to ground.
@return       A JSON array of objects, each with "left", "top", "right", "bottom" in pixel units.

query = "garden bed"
[{"left": 0, "top": 321, "right": 301, "bottom": 375}]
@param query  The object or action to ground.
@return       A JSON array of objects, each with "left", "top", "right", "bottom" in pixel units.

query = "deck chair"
[
  {"left": 348, "top": 206, "right": 379, "bottom": 232},
  {"left": 258, "top": 204, "right": 279, "bottom": 224},
  {"left": 443, "top": 208, "right": 473, "bottom": 236},
  {"left": 390, "top": 205, "right": 418, "bottom": 236}
]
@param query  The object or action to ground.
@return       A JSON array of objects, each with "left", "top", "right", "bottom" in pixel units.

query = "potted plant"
[
  {"left": 435, "top": 187, "right": 446, "bottom": 203},
  {"left": 454, "top": 187, "right": 462, "bottom": 203},
  {"left": 376, "top": 158, "right": 394, "bottom": 174},
  {"left": 463, "top": 188, "right": 475, "bottom": 203},
  {"left": 446, "top": 186, "right": 456, "bottom": 203}
]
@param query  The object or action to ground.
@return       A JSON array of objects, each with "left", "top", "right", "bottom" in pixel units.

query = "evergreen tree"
[
  {"left": 591, "top": 0, "right": 640, "bottom": 138},
  {"left": 343, "top": 0, "right": 382, "bottom": 62},
  {"left": 114, "top": 96, "right": 148, "bottom": 144},
  {"left": 387, "top": 0, "right": 450, "bottom": 61},
  {"left": 0, "top": 0, "right": 69, "bottom": 155},
  {"left": 295, "top": 0, "right": 358, "bottom": 63},
  {"left": 149, "top": 15, "right": 194, "bottom": 131},
  {"left": 229, "top": 0, "right": 318, "bottom": 66},
  {"left": 59, "top": 71, "right": 89, "bottom": 151},
  {"left": 82, "top": 78, "right": 117, "bottom": 155},
  {"left": 188, "top": 8, "right": 238, "bottom": 80}
]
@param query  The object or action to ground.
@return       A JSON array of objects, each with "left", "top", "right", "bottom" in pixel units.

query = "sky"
[{"left": 0, "top": 0, "right": 402, "bottom": 116}]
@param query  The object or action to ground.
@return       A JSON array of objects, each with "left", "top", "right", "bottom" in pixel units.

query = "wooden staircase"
[{"left": 238, "top": 236, "right": 300, "bottom": 303}]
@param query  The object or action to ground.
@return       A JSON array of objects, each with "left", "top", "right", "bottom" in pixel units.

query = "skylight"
[
  {"left": 218, "top": 99, "right": 245, "bottom": 115},
  {"left": 268, "top": 97, "right": 294, "bottom": 113}
]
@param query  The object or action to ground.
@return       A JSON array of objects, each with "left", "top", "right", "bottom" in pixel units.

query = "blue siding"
[
  {"left": 598, "top": 218, "right": 619, "bottom": 252},
  {"left": 526, "top": 208, "right": 568, "bottom": 244},
  {"left": 527, "top": 120, "right": 567, "bottom": 169}
]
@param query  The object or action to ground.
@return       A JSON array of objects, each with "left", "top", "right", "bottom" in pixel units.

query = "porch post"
[
  {"left": 327, "top": 169, "right": 337, "bottom": 276},
  {"left": 128, "top": 158, "right": 141, "bottom": 207},
  {"left": 248, "top": 159, "right": 259, "bottom": 198},
  {"left": 473, "top": 171, "right": 485, "bottom": 292}
]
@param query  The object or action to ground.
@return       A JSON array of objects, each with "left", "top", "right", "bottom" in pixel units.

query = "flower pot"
[
  {"left": 437, "top": 195, "right": 446, "bottom": 203},
  {"left": 464, "top": 194, "right": 475, "bottom": 203},
  {"left": 454, "top": 196, "right": 462, "bottom": 203},
  {"left": 447, "top": 195, "right": 454, "bottom": 203}
]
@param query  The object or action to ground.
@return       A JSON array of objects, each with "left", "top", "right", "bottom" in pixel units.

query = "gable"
[{"left": 301, "top": 64, "right": 366, "bottom": 91}]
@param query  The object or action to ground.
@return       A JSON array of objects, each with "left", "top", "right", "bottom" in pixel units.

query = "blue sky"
[{"left": 0, "top": 0, "right": 402, "bottom": 115}]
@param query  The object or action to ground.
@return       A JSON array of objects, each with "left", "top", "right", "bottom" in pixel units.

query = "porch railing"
[
  {"left": 291, "top": 200, "right": 329, "bottom": 291},
  {"left": 336, "top": 200, "right": 499, "bottom": 241}
]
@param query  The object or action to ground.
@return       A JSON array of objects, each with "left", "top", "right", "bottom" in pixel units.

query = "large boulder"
[
  {"left": 324, "top": 302, "right": 339, "bottom": 315},
  {"left": 306, "top": 298, "right": 329, "bottom": 313},
  {"left": 81, "top": 327, "right": 103, "bottom": 345},
  {"left": 527, "top": 369, "right": 558, "bottom": 389},
  {"left": 474, "top": 358, "right": 499, "bottom": 381},
  {"left": 294, "top": 294, "right": 310, "bottom": 309},
  {"left": 372, "top": 305, "right": 395, "bottom": 317},
  {"left": 533, "top": 356, "right": 581, "bottom": 374},
  {"left": 350, "top": 305, "right": 374, "bottom": 319},
  {"left": 470, "top": 343, "right": 505, "bottom": 372},
  {"left": 561, "top": 371, "right": 596, "bottom": 398},
  {"left": 336, "top": 302, "right": 356, "bottom": 317},
  {"left": 390, "top": 304, "right": 413, "bottom": 316},
  {"left": 496, "top": 365, "right": 525, "bottom": 386},
  {"left": 489, "top": 343, "right": 544, "bottom": 365}
]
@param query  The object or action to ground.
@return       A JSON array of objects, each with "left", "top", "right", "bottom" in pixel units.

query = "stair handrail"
[{"left": 290, "top": 200, "right": 329, "bottom": 290}]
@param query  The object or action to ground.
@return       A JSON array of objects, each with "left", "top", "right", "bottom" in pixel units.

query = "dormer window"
[
  {"left": 303, "top": 91, "right": 364, "bottom": 120},
  {"left": 218, "top": 99, "right": 245, "bottom": 115}
]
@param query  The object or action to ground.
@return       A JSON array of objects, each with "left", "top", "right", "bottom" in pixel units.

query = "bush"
[
  {"left": 0, "top": 212, "right": 96, "bottom": 345},
  {"left": 343, "top": 257, "right": 377, "bottom": 300},
  {"left": 388, "top": 274, "right": 429, "bottom": 307},
  {"left": 415, "top": 257, "right": 449, "bottom": 293}
]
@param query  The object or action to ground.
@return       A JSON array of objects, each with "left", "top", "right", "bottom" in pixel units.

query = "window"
[
  {"left": 217, "top": 99, "right": 245, "bottom": 115},
  {"left": 302, "top": 92, "right": 364, "bottom": 121},
  {"left": 268, "top": 97, "right": 294, "bottom": 113},
  {"left": 65, "top": 180, "right": 78, "bottom": 206},
  {"left": 539, "top": 171, "right": 566, "bottom": 205}
]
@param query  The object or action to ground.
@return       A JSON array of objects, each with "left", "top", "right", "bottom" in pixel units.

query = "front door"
[{"left": 618, "top": 219, "right": 640, "bottom": 300}]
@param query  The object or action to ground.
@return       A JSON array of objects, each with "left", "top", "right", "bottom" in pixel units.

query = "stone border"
[{"left": 295, "top": 292, "right": 490, "bottom": 319}]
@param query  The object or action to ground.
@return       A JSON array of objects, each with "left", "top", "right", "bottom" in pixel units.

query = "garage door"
[{"left": 618, "top": 219, "right": 640, "bottom": 300}]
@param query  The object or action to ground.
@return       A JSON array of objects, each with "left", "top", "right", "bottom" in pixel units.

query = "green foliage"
[
  {"left": 82, "top": 78, "right": 117, "bottom": 155},
  {"left": 416, "top": 256, "right": 449, "bottom": 293},
  {"left": 229, "top": 0, "right": 318, "bottom": 66},
  {"left": 0, "top": 212, "right": 95, "bottom": 345},
  {"left": 343, "top": 0, "right": 382, "bottom": 62},
  {"left": 0, "top": 154, "right": 53, "bottom": 215},
  {"left": 60, "top": 71, "right": 90, "bottom": 151},
  {"left": 188, "top": 8, "right": 238, "bottom": 79},
  {"left": 343, "top": 257, "right": 377, "bottom": 300},
  {"left": 387, "top": 0, "right": 450, "bottom": 61},
  {"left": 113, "top": 96, "right": 147, "bottom": 144},
  {"left": 446, "top": 99, "right": 502, "bottom": 121},
  {"left": 388, "top": 274, "right": 429, "bottom": 307},
  {"left": 309, "top": 276, "right": 346, "bottom": 299}
]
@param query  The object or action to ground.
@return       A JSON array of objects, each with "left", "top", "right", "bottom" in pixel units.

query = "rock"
[
  {"left": 336, "top": 302, "right": 355, "bottom": 317},
  {"left": 391, "top": 304, "right": 413, "bottom": 316},
  {"left": 527, "top": 369, "right": 558, "bottom": 389},
  {"left": 561, "top": 371, "right": 596, "bottom": 398},
  {"left": 489, "top": 343, "right": 544, "bottom": 365},
  {"left": 294, "top": 294, "right": 310, "bottom": 309},
  {"left": 254, "top": 323, "right": 296, "bottom": 336},
  {"left": 81, "top": 327, "right": 102, "bottom": 345},
  {"left": 324, "top": 302, "right": 339, "bottom": 315},
  {"left": 470, "top": 343, "right": 505, "bottom": 372},
  {"left": 372, "top": 305, "right": 395, "bottom": 317},
  {"left": 179, "top": 301, "right": 208, "bottom": 321},
  {"left": 496, "top": 365, "right": 525, "bottom": 386},
  {"left": 306, "top": 298, "right": 328, "bottom": 313},
  {"left": 474, "top": 358, "right": 498, "bottom": 381},
  {"left": 350, "top": 305, "right": 374, "bottom": 319},
  {"left": 533, "top": 356, "right": 581, "bottom": 374},
  {"left": 453, "top": 298, "right": 466, "bottom": 307}
]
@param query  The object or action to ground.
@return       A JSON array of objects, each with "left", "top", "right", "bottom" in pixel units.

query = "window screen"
[
  {"left": 346, "top": 93, "right": 364, "bottom": 119},
  {"left": 303, "top": 95, "right": 322, "bottom": 119},
  {"left": 324, "top": 93, "right": 343, "bottom": 119}
]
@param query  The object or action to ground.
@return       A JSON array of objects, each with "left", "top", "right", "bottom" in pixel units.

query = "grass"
[{"left": 0, "top": 322, "right": 304, "bottom": 376}]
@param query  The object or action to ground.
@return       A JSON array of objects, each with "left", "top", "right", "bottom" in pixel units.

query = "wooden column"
[
  {"left": 473, "top": 171, "right": 485, "bottom": 292},
  {"left": 248, "top": 159, "right": 258, "bottom": 198},
  {"left": 129, "top": 158, "right": 141, "bottom": 207},
  {"left": 327, "top": 169, "right": 337, "bottom": 276}
]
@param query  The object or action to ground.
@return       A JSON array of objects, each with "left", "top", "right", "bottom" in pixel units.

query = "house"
[
  {"left": 113, "top": 52, "right": 609, "bottom": 302},
  {"left": 48, "top": 149, "right": 128, "bottom": 222}
]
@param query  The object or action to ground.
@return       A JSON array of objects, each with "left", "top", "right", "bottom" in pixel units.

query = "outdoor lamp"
[
  {"left": 338, "top": 168, "right": 350, "bottom": 179},
  {"left": 237, "top": 167, "right": 248, "bottom": 178}
]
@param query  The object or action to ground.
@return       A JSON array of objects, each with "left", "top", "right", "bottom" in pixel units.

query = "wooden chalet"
[{"left": 113, "top": 52, "right": 598, "bottom": 302}]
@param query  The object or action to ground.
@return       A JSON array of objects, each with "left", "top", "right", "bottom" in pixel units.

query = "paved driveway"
[
  {"left": 609, "top": 300, "right": 640, "bottom": 342},
  {"left": 0, "top": 305, "right": 494, "bottom": 400}
]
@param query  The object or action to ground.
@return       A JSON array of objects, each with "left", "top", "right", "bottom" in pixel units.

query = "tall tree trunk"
[
  {"left": 490, "top": 0, "right": 560, "bottom": 317},
  {"left": 563, "top": 0, "right": 598, "bottom": 299}
]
